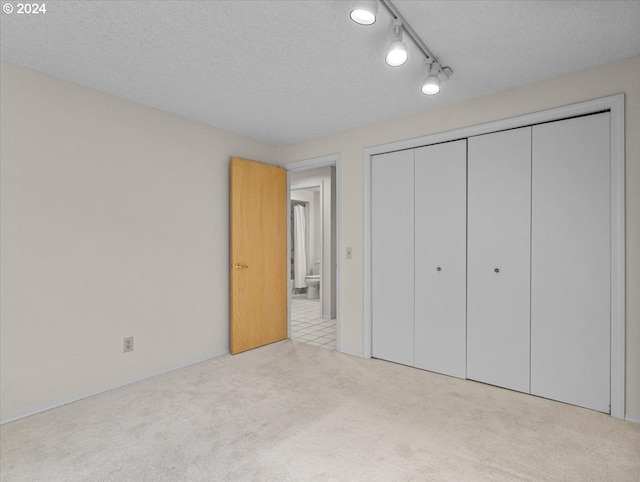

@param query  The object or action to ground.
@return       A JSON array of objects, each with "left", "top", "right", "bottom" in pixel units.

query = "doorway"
[{"left": 285, "top": 155, "right": 340, "bottom": 351}]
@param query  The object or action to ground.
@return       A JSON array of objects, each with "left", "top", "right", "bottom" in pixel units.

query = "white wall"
[
  {"left": 0, "top": 62, "right": 278, "bottom": 422},
  {"left": 278, "top": 55, "right": 640, "bottom": 420}
]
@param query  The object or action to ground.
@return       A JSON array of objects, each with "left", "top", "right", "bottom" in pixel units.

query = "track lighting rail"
[
  {"left": 350, "top": 0, "right": 453, "bottom": 94},
  {"left": 378, "top": 0, "right": 453, "bottom": 78}
]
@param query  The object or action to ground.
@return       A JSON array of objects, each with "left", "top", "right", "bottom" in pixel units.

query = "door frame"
[
  {"left": 363, "top": 94, "right": 626, "bottom": 419},
  {"left": 283, "top": 154, "right": 341, "bottom": 351}
]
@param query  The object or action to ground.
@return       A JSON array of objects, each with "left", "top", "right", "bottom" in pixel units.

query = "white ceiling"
[{"left": 2, "top": 1, "right": 639, "bottom": 145}]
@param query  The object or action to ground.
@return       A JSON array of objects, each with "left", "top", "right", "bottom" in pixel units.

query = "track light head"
[
  {"left": 385, "top": 21, "right": 407, "bottom": 67},
  {"left": 385, "top": 39, "right": 408, "bottom": 66},
  {"left": 421, "top": 74, "right": 440, "bottom": 95},
  {"left": 350, "top": 0, "right": 378, "bottom": 25},
  {"left": 421, "top": 62, "right": 442, "bottom": 95}
]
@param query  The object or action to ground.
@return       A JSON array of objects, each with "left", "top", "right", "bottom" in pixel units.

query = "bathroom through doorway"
[{"left": 286, "top": 155, "right": 339, "bottom": 351}]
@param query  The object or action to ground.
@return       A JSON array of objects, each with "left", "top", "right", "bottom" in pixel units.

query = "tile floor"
[{"left": 291, "top": 298, "right": 336, "bottom": 350}]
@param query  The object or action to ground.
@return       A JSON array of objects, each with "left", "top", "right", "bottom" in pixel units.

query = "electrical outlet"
[
  {"left": 123, "top": 336, "right": 134, "bottom": 353},
  {"left": 346, "top": 247, "right": 353, "bottom": 259}
]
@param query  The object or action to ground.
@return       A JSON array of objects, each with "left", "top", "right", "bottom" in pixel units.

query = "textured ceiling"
[{"left": 2, "top": 1, "right": 640, "bottom": 145}]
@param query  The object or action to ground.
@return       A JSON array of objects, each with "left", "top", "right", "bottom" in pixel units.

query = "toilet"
[{"left": 305, "top": 260, "right": 320, "bottom": 299}]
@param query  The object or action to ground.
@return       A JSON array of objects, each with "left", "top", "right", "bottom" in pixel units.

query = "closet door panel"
[
  {"left": 467, "top": 127, "right": 531, "bottom": 393},
  {"left": 531, "top": 113, "right": 610, "bottom": 412},
  {"left": 414, "top": 140, "right": 467, "bottom": 378},
  {"left": 371, "top": 150, "right": 415, "bottom": 366}
]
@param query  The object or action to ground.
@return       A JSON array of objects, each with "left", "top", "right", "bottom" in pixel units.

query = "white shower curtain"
[{"left": 293, "top": 205, "right": 308, "bottom": 288}]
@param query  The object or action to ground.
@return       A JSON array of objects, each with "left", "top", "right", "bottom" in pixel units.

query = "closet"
[{"left": 371, "top": 112, "right": 612, "bottom": 413}]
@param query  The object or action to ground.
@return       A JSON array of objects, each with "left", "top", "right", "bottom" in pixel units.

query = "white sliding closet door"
[
  {"left": 467, "top": 127, "right": 532, "bottom": 393},
  {"left": 371, "top": 150, "right": 414, "bottom": 366},
  {"left": 531, "top": 113, "right": 611, "bottom": 413},
  {"left": 414, "top": 140, "right": 467, "bottom": 378}
]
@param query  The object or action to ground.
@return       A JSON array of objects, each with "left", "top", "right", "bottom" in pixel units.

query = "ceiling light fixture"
[
  {"left": 350, "top": 0, "right": 378, "bottom": 25},
  {"left": 421, "top": 62, "right": 441, "bottom": 95},
  {"left": 351, "top": 0, "right": 453, "bottom": 95},
  {"left": 385, "top": 20, "right": 408, "bottom": 67}
]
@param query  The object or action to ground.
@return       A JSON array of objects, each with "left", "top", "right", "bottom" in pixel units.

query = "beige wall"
[
  {"left": 0, "top": 62, "right": 278, "bottom": 421},
  {"left": 278, "top": 55, "right": 640, "bottom": 420}
]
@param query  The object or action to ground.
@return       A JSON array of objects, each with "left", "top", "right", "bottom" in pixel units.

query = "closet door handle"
[{"left": 231, "top": 264, "right": 249, "bottom": 270}]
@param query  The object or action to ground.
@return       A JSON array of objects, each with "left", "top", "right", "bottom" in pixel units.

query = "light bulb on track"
[
  {"left": 421, "top": 63, "right": 442, "bottom": 95},
  {"left": 385, "top": 23, "right": 407, "bottom": 67},
  {"left": 350, "top": 0, "right": 378, "bottom": 25}
]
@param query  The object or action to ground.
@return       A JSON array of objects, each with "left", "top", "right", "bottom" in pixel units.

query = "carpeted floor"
[{"left": 1, "top": 340, "right": 639, "bottom": 481}]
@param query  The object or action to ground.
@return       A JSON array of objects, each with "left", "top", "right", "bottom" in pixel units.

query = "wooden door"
[
  {"left": 530, "top": 113, "right": 610, "bottom": 412},
  {"left": 414, "top": 140, "right": 467, "bottom": 378},
  {"left": 371, "top": 149, "right": 415, "bottom": 366},
  {"left": 467, "top": 127, "right": 532, "bottom": 393},
  {"left": 230, "top": 157, "right": 287, "bottom": 354}
]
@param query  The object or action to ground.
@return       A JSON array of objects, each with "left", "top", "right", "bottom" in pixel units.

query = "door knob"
[
  {"left": 436, "top": 267, "right": 442, "bottom": 272},
  {"left": 494, "top": 268, "right": 500, "bottom": 273},
  {"left": 231, "top": 264, "right": 249, "bottom": 270}
]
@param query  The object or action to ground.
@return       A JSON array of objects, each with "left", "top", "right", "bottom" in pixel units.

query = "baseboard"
[
  {"left": 625, "top": 414, "right": 640, "bottom": 424},
  {"left": 0, "top": 350, "right": 228, "bottom": 424},
  {"left": 337, "top": 346, "right": 365, "bottom": 358}
]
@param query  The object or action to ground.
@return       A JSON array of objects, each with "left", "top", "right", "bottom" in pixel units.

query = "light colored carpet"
[{"left": 1, "top": 340, "right": 639, "bottom": 481}]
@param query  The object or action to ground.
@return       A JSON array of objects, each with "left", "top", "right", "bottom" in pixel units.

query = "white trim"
[
  {"left": 625, "top": 414, "right": 640, "bottom": 424},
  {"left": 364, "top": 152, "right": 372, "bottom": 359},
  {"left": 285, "top": 154, "right": 342, "bottom": 351},
  {"left": 363, "top": 94, "right": 625, "bottom": 419},
  {"left": 363, "top": 95, "right": 621, "bottom": 157},
  {"left": 609, "top": 95, "right": 626, "bottom": 420},
  {"left": 285, "top": 154, "right": 339, "bottom": 171},
  {"left": 286, "top": 170, "right": 291, "bottom": 339},
  {"left": 319, "top": 181, "right": 325, "bottom": 314},
  {"left": 291, "top": 181, "right": 323, "bottom": 190}
]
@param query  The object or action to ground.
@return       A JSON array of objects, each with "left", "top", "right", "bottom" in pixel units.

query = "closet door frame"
[{"left": 363, "top": 94, "right": 626, "bottom": 419}]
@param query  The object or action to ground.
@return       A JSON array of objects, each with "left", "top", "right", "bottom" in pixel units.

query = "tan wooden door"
[{"left": 230, "top": 157, "right": 288, "bottom": 354}]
